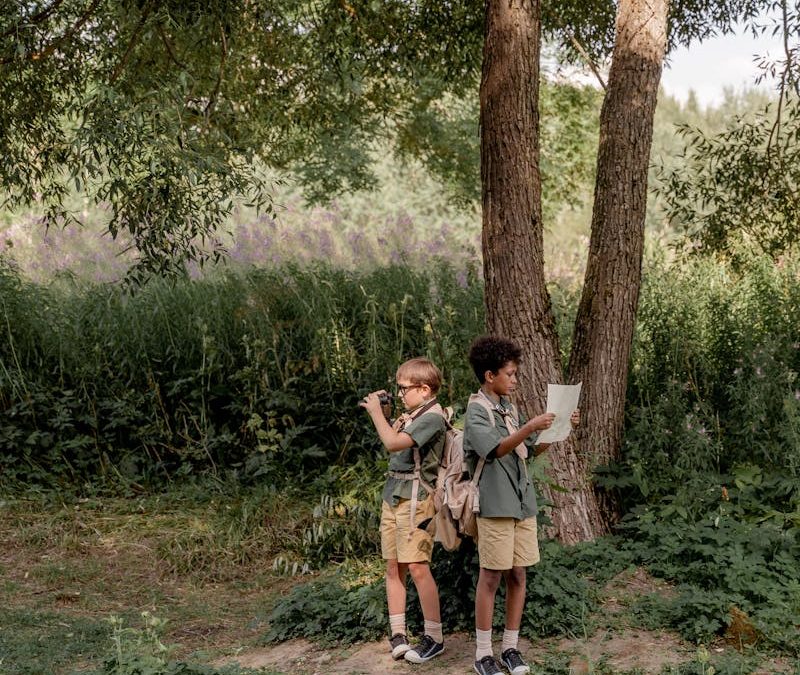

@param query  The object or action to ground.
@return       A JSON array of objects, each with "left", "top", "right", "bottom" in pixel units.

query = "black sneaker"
[
  {"left": 474, "top": 655, "right": 504, "bottom": 675},
  {"left": 404, "top": 634, "right": 444, "bottom": 663},
  {"left": 389, "top": 633, "right": 411, "bottom": 660},
  {"left": 501, "top": 648, "right": 530, "bottom": 675}
]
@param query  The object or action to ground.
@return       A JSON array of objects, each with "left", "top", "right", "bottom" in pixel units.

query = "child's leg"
[
  {"left": 386, "top": 559, "right": 408, "bottom": 616},
  {"left": 474, "top": 567, "right": 502, "bottom": 663},
  {"left": 403, "top": 561, "right": 445, "bottom": 662},
  {"left": 408, "top": 562, "right": 441, "bottom": 623},
  {"left": 474, "top": 517, "right": 517, "bottom": 671},
  {"left": 501, "top": 566, "right": 526, "bottom": 659},
  {"left": 386, "top": 560, "right": 413, "bottom": 659},
  {"left": 500, "top": 517, "right": 538, "bottom": 675},
  {"left": 475, "top": 567, "right": 502, "bottom": 630},
  {"left": 502, "top": 566, "right": 526, "bottom": 630}
]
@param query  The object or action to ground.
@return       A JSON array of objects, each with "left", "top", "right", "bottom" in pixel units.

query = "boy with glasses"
[{"left": 360, "top": 357, "right": 447, "bottom": 663}]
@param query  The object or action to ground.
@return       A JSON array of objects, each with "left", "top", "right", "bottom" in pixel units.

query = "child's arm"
[
  {"left": 359, "top": 391, "right": 415, "bottom": 452},
  {"left": 494, "top": 413, "right": 554, "bottom": 458}
]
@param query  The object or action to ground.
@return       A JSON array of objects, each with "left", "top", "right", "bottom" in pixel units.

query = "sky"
[{"left": 661, "top": 22, "right": 785, "bottom": 108}]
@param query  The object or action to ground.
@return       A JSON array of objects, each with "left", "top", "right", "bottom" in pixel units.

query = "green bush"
[
  {"left": 5, "top": 247, "right": 799, "bottom": 501},
  {"left": 267, "top": 535, "right": 632, "bottom": 644},
  {"left": 265, "top": 569, "right": 388, "bottom": 644},
  {"left": 625, "top": 253, "right": 800, "bottom": 488},
  {"left": 613, "top": 471, "right": 800, "bottom": 650}
]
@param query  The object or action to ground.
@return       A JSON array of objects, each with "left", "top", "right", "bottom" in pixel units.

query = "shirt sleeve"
[
  {"left": 465, "top": 402, "right": 502, "bottom": 460},
  {"left": 406, "top": 412, "right": 445, "bottom": 449},
  {"left": 517, "top": 408, "right": 540, "bottom": 451}
]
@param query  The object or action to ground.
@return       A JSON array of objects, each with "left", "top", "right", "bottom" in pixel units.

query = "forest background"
[{"left": 1, "top": 2, "right": 800, "bottom": 674}]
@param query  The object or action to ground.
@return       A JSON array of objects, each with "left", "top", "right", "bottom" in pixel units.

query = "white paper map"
[{"left": 535, "top": 382, "right": 582, "bottom": 444}]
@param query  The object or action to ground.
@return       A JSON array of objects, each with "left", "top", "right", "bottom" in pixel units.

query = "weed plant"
[
  {"left": 661, "top": 644, "right": 772, "bottom": 675},
  {"left": 267, "top": 535, "right": 629, "bottom": 645},
  {"left": 90, "top": 612, "right": 265, "bottom": 675}
]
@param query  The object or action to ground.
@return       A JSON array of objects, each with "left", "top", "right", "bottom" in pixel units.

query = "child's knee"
[
  {"left": 478, "top": 568, "right": 503, "bottom": 591},
  {"left": 504, "top": 566, "right": 526, "bottom": 588},
  {"left": 407, "top": 562, "right": 432, "bottom": 583},
  {"left": 386, "top": 560, "right": 407, "bottom": 582}
]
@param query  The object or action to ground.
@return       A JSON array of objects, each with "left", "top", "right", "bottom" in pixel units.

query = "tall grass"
[
  {"left": 2, "top": 248, "right": 799, "bottom": 496},
  {"left": 0, "top": 258, "right": 484, "bottom": 490},
  {"left": 624, "top": 250, "right": 800, "bottom": 487}
]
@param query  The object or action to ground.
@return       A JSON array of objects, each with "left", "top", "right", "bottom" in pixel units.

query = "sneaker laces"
[
  {"left": 503, "top": 648, "right": 526, "bottom": 668},
  {"left": 415, "top": 634, "right": 436, "bottom": 652},
  {"left": 477, "top": 655, "right": 501, "bottom": 674}
]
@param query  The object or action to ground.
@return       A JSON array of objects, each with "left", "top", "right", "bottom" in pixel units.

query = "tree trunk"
[
  {"left": 480, "top": 0, "right": 608, "bottom": 543},
  {"left": 480, "top": 0, "right": 555, "bottom": 392},
  {"left": 566, "top": 0, "right": 670, "bottom": 529}
]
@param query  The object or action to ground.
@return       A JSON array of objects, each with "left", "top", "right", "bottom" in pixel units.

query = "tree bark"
[
  {"left": 480, "top": 0, "right": 608, "bottom": 543},
  {"left": 480, "top": 0, "right": 549, "bottom": 360},
  {"left": 566, "top": 0, "right": 670, "bottom": 528}
]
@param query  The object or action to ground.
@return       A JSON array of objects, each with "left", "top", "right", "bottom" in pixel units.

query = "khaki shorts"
[
  {"left": 476, "top": 515, "right": 540, "bottom": 570},
  {"left": 380, "top": 496, "right": 435, "bottom": 563}
]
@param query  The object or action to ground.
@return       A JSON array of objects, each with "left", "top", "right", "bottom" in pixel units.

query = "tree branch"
[
  {"left": 1, "top": 0, "right": 67, "bottom": 39},
  {"left": 204, "top": 22, "right": 228, "bottom": 119},
  {"left": 781, "top": 0, "right": 799, "bottom": 98},
  {"left": 109, "top": 2, "right": 154, "bottom": 84},
  {"left": 766, "top": 0, "right": 792, "bottom": 163},
  {"left": 0, "top": 0, "right": 102, "bottom": 65},
  {"left": 157, "top": 21, "right": 186, "bottom": 70},
  {"left": 567, "top": 31, "right": 607, "bottom": 91}
]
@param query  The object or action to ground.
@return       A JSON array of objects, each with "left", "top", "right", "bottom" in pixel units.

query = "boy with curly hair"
[{"left": 464, "top": 336, "right": 579, "bottom": 675}]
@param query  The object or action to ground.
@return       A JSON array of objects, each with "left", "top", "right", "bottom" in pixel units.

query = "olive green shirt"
[
  {"left": 463, "top": 394, "right": 539, "bottom": 519},
  {"left": 382, "top": 409, "right": 446, "bottom": 506}
]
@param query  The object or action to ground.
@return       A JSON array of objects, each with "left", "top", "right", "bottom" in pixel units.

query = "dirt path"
[{"left": 215, "top": 629, "right": 692, "bottom": 674}]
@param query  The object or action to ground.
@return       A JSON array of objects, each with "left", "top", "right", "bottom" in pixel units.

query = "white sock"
[
  {"left": 502, "top": 628, "right": 519, "bottom": 653},
  {"left": 389, "top": 613, "right": 406, "bottom": 637},
  {"left": 424, "top": 619, "right": 443, "bottom": 643},
  {"left": 475, "top": 628, "right": 493, "bottom": 660}
]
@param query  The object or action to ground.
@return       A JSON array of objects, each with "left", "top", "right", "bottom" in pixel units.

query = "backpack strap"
[
  {"left": 473, "top": 391, "right": 528, "bottom": 459},
  {"left": 387, "top": 400, "right": 443, "bottom": 538},
  {"left": 466, "top": 393, "right": 494, "bottom": 508}
]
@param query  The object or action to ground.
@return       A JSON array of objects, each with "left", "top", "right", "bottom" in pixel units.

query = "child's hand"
[
  {"left": 530, "top": 412, "right": 555, "bottom": 431},
  {"left": 359, "top": 390, "right": 387, "bottom": 415},
  {"left": 570, "top": 409, "right": 580, "bottom": 428}
]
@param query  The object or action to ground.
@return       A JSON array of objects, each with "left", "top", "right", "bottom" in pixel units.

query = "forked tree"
[{"left": 480, "top": 0, "right": 669, "bottom": 541}]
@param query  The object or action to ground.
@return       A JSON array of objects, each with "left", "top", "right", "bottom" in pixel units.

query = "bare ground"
[
  {"left": 213, "top": 569, "right": 691, "bottom": 674},
  {"left": 0, "top": 503, "right": 790, "bottom": 675},
  {"left": 214, "top": 629, "right": 691, "bottom": 675}
]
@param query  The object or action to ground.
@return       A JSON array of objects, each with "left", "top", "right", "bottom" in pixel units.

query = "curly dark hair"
[{"left": 468, "top": 335, "right": 523, "bottom": 383}]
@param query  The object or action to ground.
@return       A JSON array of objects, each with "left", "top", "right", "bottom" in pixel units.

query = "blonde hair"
[{"left": 396, "top": 357, "right": 442, "bottom": 395}]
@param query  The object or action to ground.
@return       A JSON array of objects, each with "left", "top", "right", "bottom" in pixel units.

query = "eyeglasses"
[{"left": 396, "top": 384, "right": 421, "bottom": 396}]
